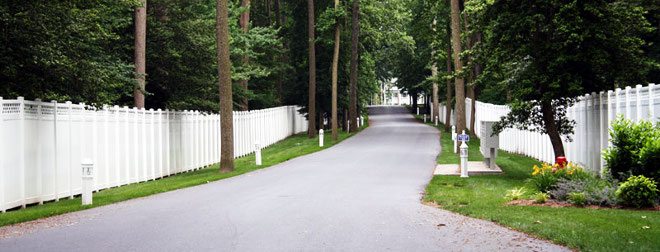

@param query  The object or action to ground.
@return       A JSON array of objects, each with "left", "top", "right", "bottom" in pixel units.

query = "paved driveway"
[{"left": 0, "top": 106, "right": 567, "bottom": 251}]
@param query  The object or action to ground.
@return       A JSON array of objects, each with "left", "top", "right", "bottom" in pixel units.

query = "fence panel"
[{"left": 0, "top": 99, "right": 308, "bottom": 212}]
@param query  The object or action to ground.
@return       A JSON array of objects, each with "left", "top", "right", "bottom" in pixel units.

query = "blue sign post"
[{"left": 458, "top": 134, "right": 470, "bottom": 142}]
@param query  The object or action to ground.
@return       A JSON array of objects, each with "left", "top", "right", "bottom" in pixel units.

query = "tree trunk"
[
  {"left": 412, "top": 91, "right": 418, "bottom": 111},
  {"left": 343, "top": 109, "right": 348, "bottom": 132},
  {"left": 431, "top": 17, "right": 439, "bottom": 125},
  {"left": 445, "top": 17, "right": 453, "bottom": 132},
  {"left": 450, "top": 0, "right": 466, "bottom": 146},
  {"left": 462, "top": 7, "right": 477, "bottom": 137},
  {"left": 331, "top": 0, "right": 340, "bottom": 140},
  {"left": 307, "top": 0, "right": 317, "bottom": 138},
  {"left": 134, "top": 0, "right": 147, "bottom": 109},
  {"left": 274, "top": 0, "right": 283, "bottom": 104},
  {"left": 349, "top": 0, "right": 360, "bottom": 133},
  {"left": 541, "top": 100, "right": 565, "bottom": 158},
  {"left": 217, "top": 0, "right": 234, "bottom": 172},
  {"left": 239, "top": 0, "right": 251, "bottom": 111}
]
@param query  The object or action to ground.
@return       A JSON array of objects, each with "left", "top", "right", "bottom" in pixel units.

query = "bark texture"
[
  {"left": 450, "top": 0, "right": 466, "bottom": 142},
  {"left": 307, "top": 0, "right": 317, "bottom": 138},
  {"left": 431, "top": 17, "right": 439, "bottom": 124},
  {"left": 134, "top": 0, "right": 147, "bottom": 109},
  {"left": 331, "top": 0, "right": 340, "bottom": 140},
  {"left": 239, "top": 0, "right": 251, "bottom": 111},
  {"left": 445, "top": 18, "right": 453, "bottom": 132},
  {"left": 217, "top": 0, "right": 234, "bottom": 172},
  {"left": 541, "top": 100, "right": 565, "bottom": 157},
  {"left": 348, "top": 0, "right": 359, "bottom": 133}
]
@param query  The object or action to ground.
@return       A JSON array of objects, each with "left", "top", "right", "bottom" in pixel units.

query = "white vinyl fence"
[
  {"left": 0, "top": 97, "right": 308, "bottom": 212},
  {"left": 439, "top": 84, "right": 659, "bottom": 172}
]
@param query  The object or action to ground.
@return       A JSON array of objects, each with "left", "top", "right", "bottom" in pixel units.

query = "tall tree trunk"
[
  {"left": 445, "top": 17, "right": 453, "bottom": 132},
  {"left": 412, "top": 91, "right": 418, "bottom": 111},
  {"left": 450, "top": 0, "right": 466, "bottom": 144},
  {"left": 239, "top": 0, "right": 251, "bottom": 111},
  {"left": 331, "top": 0, "right": 340, "bottom": 140},
  {"left": 541, "top": 100, "right": 565, "bottom": 158},
  {"left": 462, "top": 7, "right": 477, "bottom": 137},
  {"left": 134, "top": 0, "right": 147, "bottom": 109},
  {"left": 348, "top": 0, "right": 360, "bottom": 133},
  {"left": 431, "top": 17, "right": 439, "bottom": 125},
  {"left": 307, "top": 0, "right": 317, "bottom": 138},
  {"left": 217, "top": 0, "right": 234, "bottom": 172},
  {"left": 274, "top": 0, "right": 283, "bottom": 105}
]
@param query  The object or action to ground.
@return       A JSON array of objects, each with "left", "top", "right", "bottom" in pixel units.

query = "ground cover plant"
[
  {"left": 414, "top": 113, "right": 660, "bottom": 251},
  {"left": 0, "top": 123, "right": 367, "bottom": 227}
]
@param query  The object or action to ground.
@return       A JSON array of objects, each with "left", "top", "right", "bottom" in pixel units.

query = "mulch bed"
[{"left": 505, "top": 199, "right": 660, "bottom": 211}]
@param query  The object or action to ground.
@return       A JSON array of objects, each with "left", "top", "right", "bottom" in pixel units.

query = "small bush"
[
  {"left": 505, "top": 187, "right": 526, "bottom": 200},
  {"left": 530, "top": 162, "right": 588, "bottom": 192},
  {"left": 549, "top": 176, "right": 619, "bottom": 207},
  {"left": 533, "top": 192, "right": 548, "bottom": 204},
  {"left": 616, "top": 175, "right": 659, "bottom": 208},
  {"left": 603, "top": 117, "right": 660, "bottom": 182},
  {"left": 569, "top": 192, "right": 587, "bottom": 207}
]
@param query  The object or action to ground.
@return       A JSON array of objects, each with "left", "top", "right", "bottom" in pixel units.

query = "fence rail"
[
  {"left": 438, "top": 83, "right": 658, "bottom": 172},
  {"left": 0, "top": 98, "right": 308, "bottom": 212}
]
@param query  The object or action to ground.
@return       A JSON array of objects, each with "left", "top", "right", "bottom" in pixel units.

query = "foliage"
[
  {"left": 0, "top": 0, "right": 139, "bottom": 106},
  {"left": 603, "top": 116, "right": 660, "bottom": 182},
  {"left": 529, "top": 162, "right": 587, "bottom": 192},
  {"left": 505, "top": 187, "right": 526, "bottom": 201},
  {"left": 478, "top": 0, "right": 654, "bottom": 155},
  {"left": 616, "top": 175, "right": 659, "bottom": 208},
  {"left": 533, "top": 192, "right": 548, "bottom": 204},
  {"left": 549, "top": 176, "right": 619, "bottom": 207},
  {"left": 568, "top": 192, "right": 587, "bottom": 207}
]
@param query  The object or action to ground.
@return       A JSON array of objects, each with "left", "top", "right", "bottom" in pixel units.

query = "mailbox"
[{"left": 480, "top": 121, "right": 499, "bottom": 168}]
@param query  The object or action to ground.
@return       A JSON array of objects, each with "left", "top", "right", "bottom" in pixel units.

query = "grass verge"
[
  {"left": 414, "top": 112, "right": 660, "bottom": 251},
  {"left": 0, "top": 122, "right": 368, "bottom": 227}
]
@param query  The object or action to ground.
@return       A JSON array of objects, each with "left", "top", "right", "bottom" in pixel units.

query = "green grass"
[
  {"left": 0, "top": 122, "right": 367, "bottom": 227},
  {"left": 413, "top": 112, "right": 660, "bottom": 251}
]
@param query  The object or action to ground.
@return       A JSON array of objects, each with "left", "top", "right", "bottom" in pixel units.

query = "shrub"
[
  {"left": 603, "top": 117, "right": 660, "bottom": 182},
  {"left": 533, "top": 192, "right": 548, "bottom": 204},
  {"left": 530, "top": 162, "right": 587, "bottom": 192},
  {"left": 505, "top": 187, "right": 526, "bottom": 200},
  {"left": 569, "top": 192, "right": 587, "bottom": 207},
  {"left": 616, "top": 175, "right": 659, "bottom": 208},
  {"left": 549, "top": 176, "right": 619, "bottom": 207}
]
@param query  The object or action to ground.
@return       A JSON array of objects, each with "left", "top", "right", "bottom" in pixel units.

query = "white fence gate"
[
  {"left": 439, "top": 84, "right": 658, "bottom": 172},
  {"left": 0, "top": 98, "right": 308, "bottom": 212}
]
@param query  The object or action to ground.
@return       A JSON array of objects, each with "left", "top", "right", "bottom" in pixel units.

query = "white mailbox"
[{"left": 480, "top": 121, "right": 499, "bottom": 168}]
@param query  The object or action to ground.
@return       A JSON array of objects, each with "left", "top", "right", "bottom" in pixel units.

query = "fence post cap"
[{"left": 81, "top": 158, "right": 94, "bottom": 166}]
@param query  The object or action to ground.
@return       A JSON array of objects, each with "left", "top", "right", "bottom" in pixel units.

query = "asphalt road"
[{"left": 0, "top": 106, "right": 567, "bottom": 251}]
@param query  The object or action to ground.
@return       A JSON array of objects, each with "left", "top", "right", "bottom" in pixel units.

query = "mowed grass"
[
  {"left": 0, "top": 122, "right": 367, "bottom": 227},
  {"left": 414, "top": 113, "right": 660, "bottom": 251}
]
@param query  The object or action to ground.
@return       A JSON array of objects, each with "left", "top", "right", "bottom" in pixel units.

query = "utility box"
[{"left": 480, "top": 121, "right": 499, "bottom": 168}]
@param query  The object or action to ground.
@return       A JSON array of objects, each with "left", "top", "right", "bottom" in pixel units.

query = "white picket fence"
[
  {"left": 439, "top": 83, "right": 659, "bottom": 172},
  {"left": 0, "top": 97, "right": 308, "bottom": 212}
]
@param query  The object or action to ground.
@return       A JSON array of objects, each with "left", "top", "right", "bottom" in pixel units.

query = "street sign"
[{"left": 458, "top": 134, "right": 470, "bottom": 142}]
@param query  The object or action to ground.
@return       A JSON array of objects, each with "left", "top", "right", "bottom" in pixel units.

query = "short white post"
[
  {"left": 452, "top": 125, "right": 457, "bottom": 153},
  {"left": 81, "top": 159, "right": 93, "bottom": 205},
  {"left": 460, "top": 130, "right": 469, "bottom": 178},
  {"left": 360, "top": 116, "right": 364, "bottom": 127},
  {"left": 416, "top": 107, "right": 419, "bottom": 115},
  {"left": 255, "top": 142, "right": 262, "bottom": 166},
  {"left": 423, "top": 114, "right": 427, "bottom": 123},
  {"left": 435, "top": 116, "right": 438, "bottom": 126},
  {"left": 319, "top": 129, "right": 324, "bottom": 147}
]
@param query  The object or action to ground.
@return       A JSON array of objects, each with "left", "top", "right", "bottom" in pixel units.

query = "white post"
[
  {"left": 133, "top": 107, "right": 139, "bottom": 182},
  {"left": 66, "top": 100, "right": 73, "bottom": 199},
  {"left": 416, "top": 107, "right": 419, "bottom": 115},
  {"left": 319, "top": 129, "right": 324, "bottom": 147},
  {"left": 92, "top": 105, "right": 98, "bottom": 192},
  {"left": 599, "top": 91, "right": 606, "bottom": 174},
  {"left": 150, "top": 109, "right": 156, "bottom": 179},
  {"left": 36, "top": 99, "right": 43, "bottom": 205},
  {"left": 81, "top": 159, "right": 93, "bottom": 205},
  {"left": 607, "top": 90, "right": 614, "bottom": 148},
  {"left": 52, "top": 100, "right": 59, "bottom": 202},
  {"left": 460, "top": 130, "right": 468, "bottom": 178},
  {"left": 625, "top": 86, "right": 632, "bottom": 119},
  {"left": 141, "top": 108, "right": 147, "bottom": 178},
  {"left": 124, "top": 106, "right": 130, "bottom": 184},
  {"left": 615, "top": 88, "right": 621, "bottom": 118},
  {"left": 166, "top": 109, "right": 171, "bottom": 176},
  {"left": 360, "top": 116, "right": 364, "bottom": 127},
  {"left": 255, "top": 142, "right": 262, "bottom": 166},
  {"left": 104, "top": 105, "right": 110, "bottom": 188},
  {"left": 435, "top": 116, "right": 438, "bottom": 126},
  {"left": 452, "top": 125, "right": 457, "bottom": 154},
  {"left": 423, "top": 114, "right": 427, "bottom": 123},
  {"left": 650, "top": 84, "right": 656, "bottom": 124},
  {"left": 158, "top": 109, "right": 163, "bottom": 178},
  {"left": 636, "top": 84, "right": 642, "bottom": 121},
  {"left": 17, "top": 97, "right": 27, "bottom": 208},
  {"left": 111, "top": 105, "right": 119, "bottom": 186},
  {"left": 0, "top": 97, "right": 4, "bottom": 212}
]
